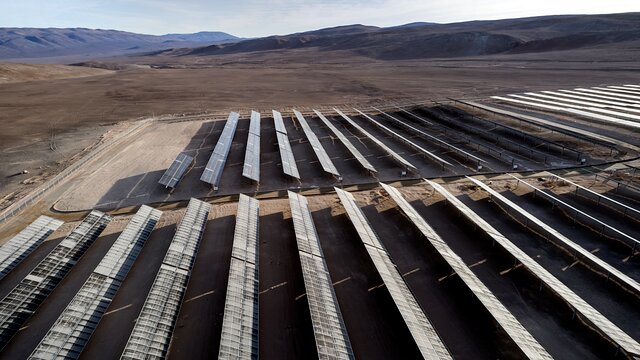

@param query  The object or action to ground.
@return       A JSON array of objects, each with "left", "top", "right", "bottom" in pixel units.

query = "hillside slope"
[
  {"left": 182, "top": 13, "right": 640, "bottom": 60},
  {"left": 0, "top": 28, "right": 239, "bottom": 60}
]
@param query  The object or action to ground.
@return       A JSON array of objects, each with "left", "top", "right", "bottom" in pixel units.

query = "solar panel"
[
  {"left": 426, "top": 179, "right": 640, "bottom": 359},
  {"left": 0, "top": 210, "right": 111, "bottom": 349},
  {"left": 600, "top": 86, "right": 640, "bottom": 96},
  {"left": 159, "top": 153, "right": 194, "bottom": 189},
  {"left": 373, "top": 107, "right": 486, "bottom": 164},
  {"left": 510, "top": 94, "right": 640, "bottom": 119},
  {"left": 29, "top": 205, "right": 162, "bottom": 360},
  {"left": 334, "top": 188, "right": 451, "bottom": 359},
  {"left": 559, "top": 89, "right": 640, "bottom": 105},
  {"left": 610, "top": 86, "right": 640, "bottom": 93},
  {"left": 0, "top": 215, "right": 63, "bottom": 280},
  {"left": 334, "top": 108, "right": 416, "bottom": 170},
  {"left": 293, "top": 110, "right": 340, "bottom": 177},
  {"left": 575, "top": 88, "right": 640, "bottom": 102},
  {"left": 242, "top": 111, "right": 261, "bottom": 182},
  {"left": 276, "top": 131, "right": 301, "bottom": 179},
  {"left": 458, "top": 100, "right": 640, "bottom": 153},
  {"left": 379, "top": 182, "right": 551, "bottom": 359},
  {"left": 491, "top": 96, "right": 640, "bottom": 130},
  {"left": 288, "top": 191, "right": 354, "bottom": 360},
  {"left": 313, "top": 110, "right": 376, "bottom": 173},
  {"left": 219, "top": 194, "right": 259, "bottom": 360},
  {"left": 468, "top": 176, "right": 640, "bottom": 295},
  {"left": 354, "top": 108, "right": 454, "bottom": 167},
  {"left": 525, "top": 93, "right": 640, "bottom": 114},
  {"left": 201, "top": 112, "right": 240, "bottom": 189},
  {"left": 273, "top": 110, "right": 288, "bottom": 134},
  {"left": 550, "top": 174, "right": 640, "bottom": 218},
  {"left": 121, "top": 198, "right": 210, "bottom": 360},
  {"left": 541, "top": 91, "right": 640, "bottom": 107}
]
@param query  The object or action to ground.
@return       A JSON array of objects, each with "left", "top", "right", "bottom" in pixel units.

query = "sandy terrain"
[
  {"left": 0, "top": 63, "right": 112, "bottom": 84},
  {"left": 45, "top": 103, "right": 626, "bottom": 213},
  {"left": 1, "top": 52, "right": 638, "bottom": 214}
]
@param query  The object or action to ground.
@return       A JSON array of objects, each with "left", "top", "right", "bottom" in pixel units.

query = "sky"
[{"left": 1, "top": 0, "right": 638, "bottom": 37}]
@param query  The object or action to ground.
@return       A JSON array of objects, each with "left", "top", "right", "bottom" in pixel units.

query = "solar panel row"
[
  {"left": 273, "top": 110, "right": 301, "bottom": 179},
  {"left": 550, "top": 173, "right": 640, "bottom": 217},
  {"left": 0, "top": 215, "right": 63, "bottom": 280},
  {"left": 458, "top": 100, "right": 640, "bottom": 153},
  {"left": 469, "top": 176, "right": 640, "bottom": 295},
  {"left": 0, "top": 210, "right": 112, "bottom": 349},
  {"left": 427, "top": 179, "right": 640, "bottom": 359},
  {"left": 121, "top": 198, "right": 210, "bottom": 360},
  {"left": 201, "top": 112, "right": 240, "bottom": 189},
  {"left": 288, "top": 191, "right": 354, "bottom": 360},
  {"left": 373, "top": 107, "right": 486, "bottom": 164},
  {"left": 492, "top": 96, "right": 640, "bottom": 130},
  {"left": 242, "top": 111, "right": 261, "bottom": 182},
  {"left": 379, "top": 183, "right": 552, "bottom": 360},
  {"left": 334, "top": 108, "right": 416, "bottom": 170},
  {"left": 29, "top": 205, "right": 162, "bottom": 360},
  {"left": 218, "top": 194, "right": 260, "bottom": 360},
  {"left": 293, "top": 110, "right": 340, "bottom": 177},
  {"left": 511, "top": 174, "right": 640, "bottom": 247},
  {"left": 159, "top": 153, "right": 194, "bottom": 189},
  {"left": 334, "top": 187, "right": 452, "bottom": 359},
  {"left": 525, "top": 92, "right": 640, "bottom": 114},
  {"left": 313, "top": 110, "right": 376, "bottom": 173},
  {"left": 510, "top": 94, "right": 640, "bottom": 120},
  {"left": 354, "top": 108, "right": 454, "bottom": 167}
]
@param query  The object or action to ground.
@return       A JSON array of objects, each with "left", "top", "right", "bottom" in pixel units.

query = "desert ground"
[{"left": 0, "top": 37, "right": 639, "bottom": 360}]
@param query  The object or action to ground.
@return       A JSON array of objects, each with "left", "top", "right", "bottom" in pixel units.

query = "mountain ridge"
[
  {"left": 0, "top": 28, "right": 239, "bottom": 60},
  {"left": 182, "top": 12, "right": 640, "bottom": 60}
]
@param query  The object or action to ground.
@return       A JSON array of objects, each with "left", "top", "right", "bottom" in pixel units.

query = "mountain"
[
  {"left": 0, "top": 28, "right": 239, "bottom": 60},
  {"left": 180, "top": 12, "right": 640, "bottom": 60}
]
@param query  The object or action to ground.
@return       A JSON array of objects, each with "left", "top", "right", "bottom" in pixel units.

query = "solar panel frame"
[
  {"left": 468, "top": 176, "right": 640, "bottom": 295},
  {"left": 201, "top": 112, "right": 240, "bottom": 188},
  {"left": 242, "top": 111, "right": 261, "bottom": 182},
  {"left": 276, "top": 131, "right": 301, "bottom": 179},
  {"left": 313, "top": 109, "right": 376, "bottom": 173},
  {"left": 459, "top": 100, "right": 640, "bottom": 153},
  {"left": 334, "top": 108, "right": 416, "bottom": 170},
  {"left": 0, "top": 210, "right": 111, "bottom": 349},
  {"left": 512, "top": 94, "right": 640, "bottom": 118},
  {"left": 550, "top": 174, "right": 640, "bottom": 218},
  {"left": 0, "top": 216, "right": 63, "bottom": 280},
  {"left": 379, "top": 182, "right": 552, "bottom": 359},
  {"left": 525, "top": 92, "right": 640, "bottom": 114},
  {"left": 575, "top": 88, "right": 640, "bottom": 102},
  {"left": 559, "top": 89, "right": 640, "bottom": 105},
  {"left": 540, "top": 91, "right": 640, "bottom": 108},
  {"left": 334, "top": 187, "right": 451, "bottom": 359},
  {"left": 354, "top": 108, "right": 454, "bottom": 167},
  {"left": 121, "top": 198, "right": 210, "bottom": 360},
  {"left": 293, "top": 110, "right": 340, "bottom": 177},
  {"left": 373, "top": 107, "right": 486, "bottom": 164},
  {"left": 288, "top": 191, "right": 354, "bottom": 360},
  {"left": 219, "top": 195, "right": 260, "bottom": 360},
  {"left": 273, "top": 110, "right": 288, "bottom": 134},
  {"left": 29, "top": 206, "right": 161, "bottom": 360},
  {"left": 159, "top": 153, "right": 194, "bottom": 188},
  {"left": 491, "top": 96, "right": 640, "bottom": 130},
  {"left": 427, "top": 179, "right": 640, "bottom": 359}
]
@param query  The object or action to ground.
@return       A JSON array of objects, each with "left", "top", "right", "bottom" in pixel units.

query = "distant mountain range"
[
  {"left": 0, "top": 28, "right": 239, "bottom": 60},
  {"left": 179, "top": 12, "right": 640, "bottom": 60},
  {"left": 2, "top": 13, "right": 639, "bottom": 62}
]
